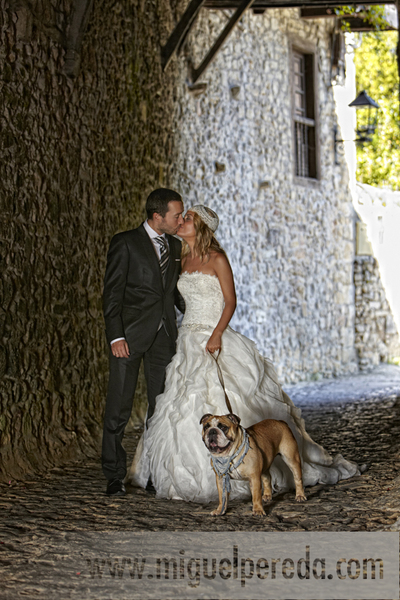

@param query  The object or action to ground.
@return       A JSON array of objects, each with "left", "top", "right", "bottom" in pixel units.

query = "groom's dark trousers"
[{"left": 101, "top": 224, "right": 183, "bottom": 482}]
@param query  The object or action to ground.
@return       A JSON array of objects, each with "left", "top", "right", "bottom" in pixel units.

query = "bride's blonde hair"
[{"left": 181, "top": 211, "right": 226, "bottom": 261}]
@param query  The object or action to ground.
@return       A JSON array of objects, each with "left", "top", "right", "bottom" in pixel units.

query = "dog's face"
[{"left": 200, "top": 414, "right": 241, "bottom": 456}]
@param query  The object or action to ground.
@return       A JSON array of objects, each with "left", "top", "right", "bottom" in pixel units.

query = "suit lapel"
[{"left": 137, "top": 224, "right": 163, "bottom": 290}]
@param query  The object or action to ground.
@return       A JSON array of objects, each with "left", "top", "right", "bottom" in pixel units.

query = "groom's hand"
[{"left": 111, "top": 340, "right": 130, "bottom": 358}]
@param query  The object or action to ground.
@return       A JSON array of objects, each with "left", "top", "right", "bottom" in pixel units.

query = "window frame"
[{"left": 290, "top": 40, "right": 321, "bottom": 185}]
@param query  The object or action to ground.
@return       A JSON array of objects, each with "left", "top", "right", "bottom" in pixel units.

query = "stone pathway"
[{"left": 1, "top": 365, "right": 400, "bottom": 598}]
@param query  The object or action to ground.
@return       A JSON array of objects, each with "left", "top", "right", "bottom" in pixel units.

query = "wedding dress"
[{"left": 127, "top": 271, "right": 359, "bottom": 502}]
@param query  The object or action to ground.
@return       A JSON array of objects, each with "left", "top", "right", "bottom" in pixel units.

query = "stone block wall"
[
  {"left": 0, "top": 0, "right": 186, "bottom": 482},
  {"left": 171, "top": 9, "right": 358, "bottom": 382},
  {"left": 354, "top": 256, "right": 400, "bottom": 369}
]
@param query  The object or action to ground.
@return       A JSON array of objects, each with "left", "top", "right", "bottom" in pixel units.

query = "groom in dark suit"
[{"left": 102, "top": 188, "right": 185, "bottom": 496}]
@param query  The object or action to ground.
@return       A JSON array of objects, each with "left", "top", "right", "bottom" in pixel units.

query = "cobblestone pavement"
[{"left": 1, "top": 365, "right": 400, "bottom": 598}]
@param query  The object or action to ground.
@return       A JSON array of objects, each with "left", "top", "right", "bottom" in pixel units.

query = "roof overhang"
[{"left": 161, "top": 0, "right": 398, "bottom": 82}]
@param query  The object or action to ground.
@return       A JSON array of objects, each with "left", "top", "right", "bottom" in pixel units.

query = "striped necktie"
[{"left": 155, "top": 236, "right": 169, "bottom": 284}]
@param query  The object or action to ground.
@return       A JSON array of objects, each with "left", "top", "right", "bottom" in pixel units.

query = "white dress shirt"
[{"left": 143, "top": 219, "right": 169, "bottom": 259}]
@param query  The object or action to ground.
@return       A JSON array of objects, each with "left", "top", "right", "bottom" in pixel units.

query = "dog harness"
[{"left": 210, "top": 427, "right": 250, "bottom": 514}]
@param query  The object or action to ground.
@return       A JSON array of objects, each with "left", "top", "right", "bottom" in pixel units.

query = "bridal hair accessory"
[{"left": 189, "top": 205, "right": 219, "bottom": 232}]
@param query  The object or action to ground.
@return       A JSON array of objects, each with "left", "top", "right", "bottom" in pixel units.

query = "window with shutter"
[{"left": 293, "top": 50, "right": 318, "bottom": 180}]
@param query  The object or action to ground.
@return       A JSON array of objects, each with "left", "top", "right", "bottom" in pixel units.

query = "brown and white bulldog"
[{"left": 200, "top": 413, "right": 307, "bottom": 516}]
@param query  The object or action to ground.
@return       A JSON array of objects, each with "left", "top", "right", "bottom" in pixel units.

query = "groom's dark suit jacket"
[{"left": 103, "top": 223, "right": 184, "bottom": 353}]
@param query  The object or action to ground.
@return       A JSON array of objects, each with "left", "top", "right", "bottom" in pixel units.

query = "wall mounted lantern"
[
  {"left": 348, "top": 90, "right": 380, "bottom": 143},
  {"left": 334, "top": 90, "right": 380, "bottom": 164}
]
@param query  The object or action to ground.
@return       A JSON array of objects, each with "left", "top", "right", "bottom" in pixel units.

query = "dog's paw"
[
  {"left": 295, "top": 493, "right": 307, "bottom": 502},
  {"left": 262, "top": 494, "right": 272, "bottom": 503},
  {"left": 210, "top": 508, "right": 226, "bottom": 516},
  {"left": 252, "top": 506, "right": 266, "bottom": 516}
]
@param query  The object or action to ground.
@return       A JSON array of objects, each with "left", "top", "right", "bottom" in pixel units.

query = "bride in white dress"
[{"left": 127, "top": 205, "right": 359, "bottom": 503}]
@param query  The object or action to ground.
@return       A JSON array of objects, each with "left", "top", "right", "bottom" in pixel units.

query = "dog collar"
[{"left": 210, "top": 427, "right": 250, "bottom": 513}]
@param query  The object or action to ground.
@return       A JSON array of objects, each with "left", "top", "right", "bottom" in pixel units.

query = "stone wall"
[
  {"left": 171, "top": 9, "right": 358, "bottom": 382},
  {"left": 0, "top": 0, "right": 186, "bottom": 482},
  {"left": 354, "top": 256, "right": 400, "bottom": 370},
  {"left": 354, "top": 182, "right": 400, "bottom": 338}
]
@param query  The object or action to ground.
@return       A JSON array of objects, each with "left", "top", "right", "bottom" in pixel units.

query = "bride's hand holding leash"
[{"left": 206, "top": 330, "right": 222, "bottom": 354}]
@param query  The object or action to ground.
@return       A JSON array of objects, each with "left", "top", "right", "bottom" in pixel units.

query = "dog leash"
[
  {"left": 209, "top": 350, "right": 234, "bottom": 414},
  {"left": 209, "top": 350, "right": 250, "bottom": 513}
]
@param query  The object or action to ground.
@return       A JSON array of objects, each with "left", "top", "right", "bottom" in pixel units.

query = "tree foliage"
[
  {"left": 336, "top": 5, "right": 388, "bottom": 31},
  {"left": 353, "top": 30, "right": 400, "bottom": 190}
]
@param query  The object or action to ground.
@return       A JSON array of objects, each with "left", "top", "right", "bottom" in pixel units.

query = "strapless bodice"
[{"left": 178, "top": 271, "right": 224, "bottom": 328}]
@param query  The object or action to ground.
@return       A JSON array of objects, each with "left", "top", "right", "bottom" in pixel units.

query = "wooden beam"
[
  {"left": 204, "top": 0, "right": 395, "bottom": 9},
  {"left": 161, "top": 0, "right": 207, "bottom": 70},
  {"left": 301, "top": 7, "right": 339, "bottom": 18},
  {"left": 191, "top": 0, "right": 256, "bottom": 82}
]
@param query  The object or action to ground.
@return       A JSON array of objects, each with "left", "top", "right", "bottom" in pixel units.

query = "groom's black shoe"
[{"left": 106, "top": 479, "right": 126, "bottom": 496}]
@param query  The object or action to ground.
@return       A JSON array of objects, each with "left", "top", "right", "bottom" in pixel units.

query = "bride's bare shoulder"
[{"left": 209, "top": 251, "right": 231, "bottom": 272}]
